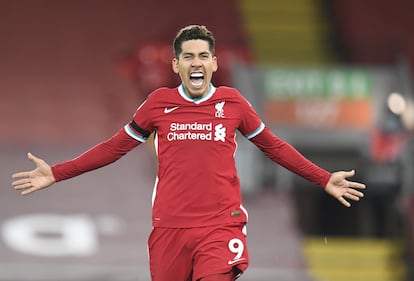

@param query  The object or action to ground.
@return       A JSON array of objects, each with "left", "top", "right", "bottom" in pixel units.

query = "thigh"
[
  {"left": 193, "top": 224, "right": 249, "bottom": 281},
  {"left": 148, "top": 227, "right": 193, "bottom": 281}
]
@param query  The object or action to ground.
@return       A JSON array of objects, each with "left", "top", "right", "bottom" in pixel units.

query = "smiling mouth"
[{"left": 190, "top": 72, "right": 204, "bottom": 87}]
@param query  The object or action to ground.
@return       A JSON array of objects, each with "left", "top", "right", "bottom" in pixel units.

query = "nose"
[{"left": 191, "top": 57, "right": 202, "bottom": 67}]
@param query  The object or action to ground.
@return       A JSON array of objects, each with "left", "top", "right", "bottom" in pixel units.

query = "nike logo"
[
  {"left": 164, "top": 106, "right": 179, "bottom": 113},
  {"left": 227, "top": 258, "right": 246, "bottom": 265}
]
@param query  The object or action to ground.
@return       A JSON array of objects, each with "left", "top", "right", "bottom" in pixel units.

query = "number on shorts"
[{"left": 228, "top": 238, "right": 244, "bottom": 260}]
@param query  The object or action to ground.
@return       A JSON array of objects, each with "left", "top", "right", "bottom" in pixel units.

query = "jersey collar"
[{"left": 178, "top": 83, "right": 216, "bottom": 104}]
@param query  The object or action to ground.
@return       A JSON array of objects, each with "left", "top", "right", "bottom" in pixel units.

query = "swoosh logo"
[
  {"left": 164, "top": 106, "right": 179, "bottom": 113},
  {"left": 227, "top": 258, "right": 246, "bottom": 265}
]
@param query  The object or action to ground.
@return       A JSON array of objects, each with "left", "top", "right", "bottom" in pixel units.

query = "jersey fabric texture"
[
  {"left": 125, "top": 84, "right": 264, "bottom": 228},
  {"left": 52, "top": 84, "right": 331, "bottom": 228}
]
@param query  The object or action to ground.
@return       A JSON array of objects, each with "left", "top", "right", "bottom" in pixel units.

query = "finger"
[
  {"left": 12, "top": 171, "right": 32, "bottom": 179},
  {"left": 348, "top": 181, "right": 366, "bottom": 189},
  {"left": 338, "top": 196, "right": 351, "bottom": 207},
  {"left": 13, "top": 181, "right": 33, "bottom": 190},
  {"left": 21, "top": 187, "right": 38, "bottom": 196},
  {"left": 12, "top": 178, "right": 31, "bottom": 187},
  {"left": 28, "top": 152, "right": 42, "bottom": 166},
  {"left": 342, "top": 169, "right": 355, "bottom": 178},
  {"left": 344, "top": 192, "right": 360, "bottom": 201},
  {"left": 347, "top": 188, "right": 364, "bottom": 198}
]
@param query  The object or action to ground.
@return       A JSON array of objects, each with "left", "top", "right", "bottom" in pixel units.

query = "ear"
[
  {"left": 172, "top": 58, "right": 179, "bottom": 74},
  {"left": 212, "top": 56, "right": 218, "bottom": 72}
]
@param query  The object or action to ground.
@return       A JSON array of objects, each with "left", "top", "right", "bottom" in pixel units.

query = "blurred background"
[{"left": 1, "top": 0, "right": 414, "bottom": 280}]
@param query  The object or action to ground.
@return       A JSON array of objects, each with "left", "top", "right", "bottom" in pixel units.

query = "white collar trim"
[{"left": 178, "top": 83, "right": 216, "bottom": 104}]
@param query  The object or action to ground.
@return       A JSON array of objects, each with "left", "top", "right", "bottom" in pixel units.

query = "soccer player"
[{"left": 12, "top": 25, "right": 366, "bottom": 281}]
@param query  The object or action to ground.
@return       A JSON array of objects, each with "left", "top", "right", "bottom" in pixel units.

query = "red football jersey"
[
  {"left": 124, "top": 85, "right": 264, "bottom": 228},
  {"left": 52, "top": 84, "right": 331, "bottom": 228}
]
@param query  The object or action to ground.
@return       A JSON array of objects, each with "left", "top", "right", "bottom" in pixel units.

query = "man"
[{"left": 12, "top": 25, "right": 366, "bottom": 281}]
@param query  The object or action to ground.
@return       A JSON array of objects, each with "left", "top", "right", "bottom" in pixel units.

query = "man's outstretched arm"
[
  {"left": 250, "top": 127, "right": 366, "bottom": 207},
  {"left": 12, "top": 128, "right": 140, "bottom": 195}
]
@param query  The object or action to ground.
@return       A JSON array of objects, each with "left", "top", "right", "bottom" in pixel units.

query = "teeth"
[
  {"left": 190, "top": 73, "right": 203, "bottom": 78},
  {"left": 190, "top": 72, "right": 204, "bottom": 87}
]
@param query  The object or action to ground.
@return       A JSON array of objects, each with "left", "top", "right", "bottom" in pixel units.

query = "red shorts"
[{"left": 148, "top": 223, "right": 249, "bottom": 281}]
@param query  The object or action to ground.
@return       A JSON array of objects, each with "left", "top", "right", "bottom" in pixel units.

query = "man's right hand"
[{"left": 12, "top": 152, "right": 56, "bottom": 195}]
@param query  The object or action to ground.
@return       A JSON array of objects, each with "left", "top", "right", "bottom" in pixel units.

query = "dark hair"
[{"left": 173, "top": 25, "right": 215, "bottom": 58}]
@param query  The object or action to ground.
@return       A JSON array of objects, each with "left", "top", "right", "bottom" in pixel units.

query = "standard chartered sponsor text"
[
  {"left": 168, "top": 122, "right": 213, "bottom": 141},
  {"left": 170, "top": 122, "right": 212, "bottom": 131}
]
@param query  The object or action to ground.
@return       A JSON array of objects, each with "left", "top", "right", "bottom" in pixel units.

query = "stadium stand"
[
  {"left": 1, "top": 1, "right": 414, "bottom": 281},
  {"left": 0, "top": 1, "right": 307, "bottom": 281}
]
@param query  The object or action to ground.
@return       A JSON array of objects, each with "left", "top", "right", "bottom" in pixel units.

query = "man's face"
[{"left": 172, "top": 39, "right": 218, "bottom": 99}]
